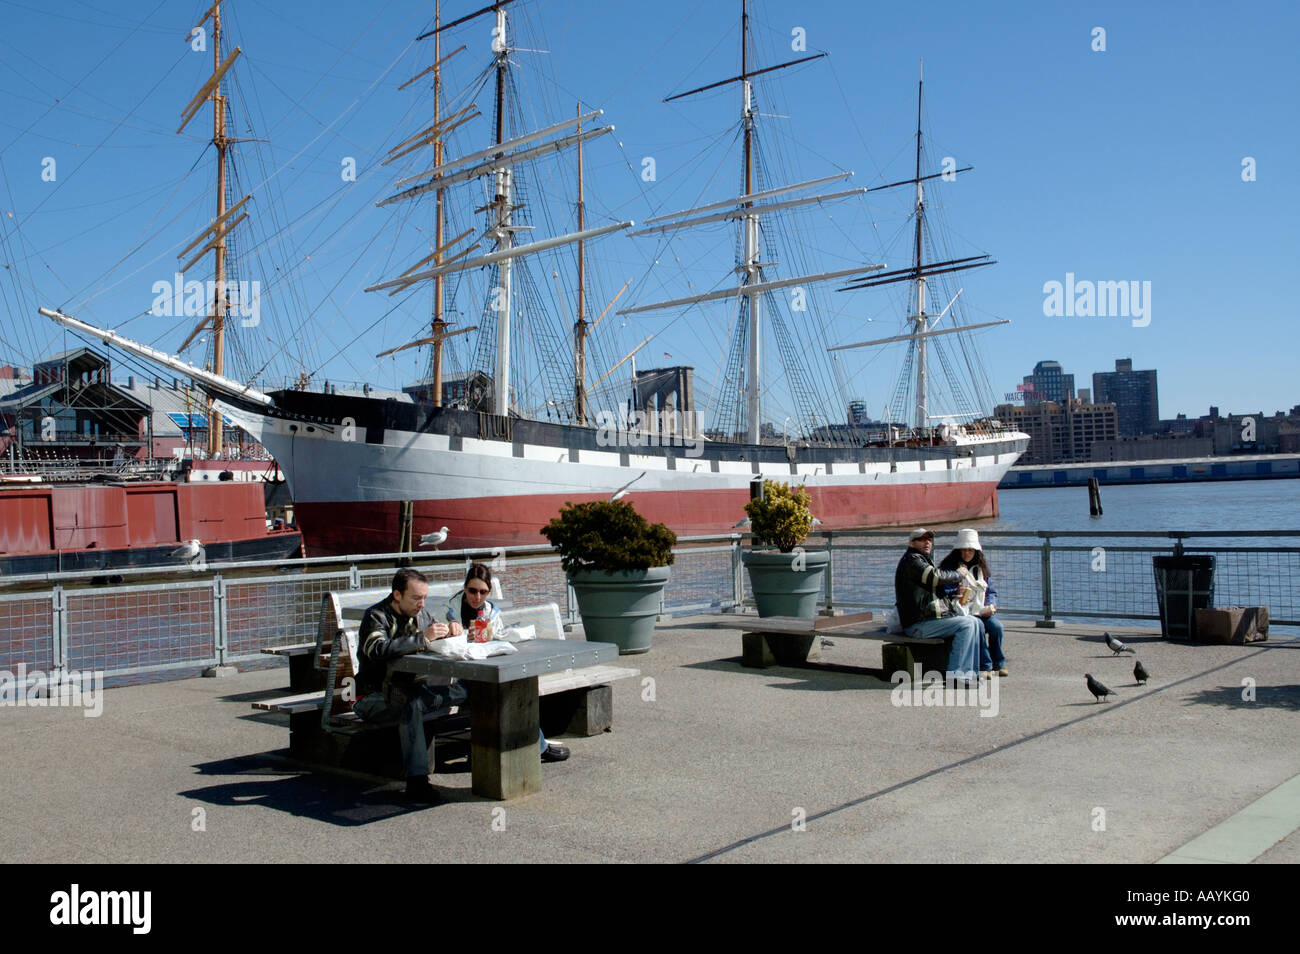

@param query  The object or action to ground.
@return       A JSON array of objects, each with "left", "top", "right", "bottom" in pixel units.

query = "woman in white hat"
[{"left": 940, "top": 528, "right": 1007, "bottom": 676}]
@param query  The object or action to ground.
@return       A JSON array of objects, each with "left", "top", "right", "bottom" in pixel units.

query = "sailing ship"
[{"left": 40, "top": 1, "right": 1027, "bottom": 556}]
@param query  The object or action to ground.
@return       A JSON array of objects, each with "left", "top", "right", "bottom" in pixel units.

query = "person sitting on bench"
[
  {"left": 353, "top": 568, "right": 465, "bottom": 804},
  {"left": 893, "top": 528, "right": 981, "bottom": 684},
  {"left": 437, "top": 563, "right": 570, "bottom": 765},
  {"left": 939, "top": 528, "right": 1006, "bottom": 677}
]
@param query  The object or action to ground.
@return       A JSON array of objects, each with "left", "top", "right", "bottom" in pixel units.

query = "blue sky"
[{"left": 1, "top": 0, "right": 1296, "bottom": 427}]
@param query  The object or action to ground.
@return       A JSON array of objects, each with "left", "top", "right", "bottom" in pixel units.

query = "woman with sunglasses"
[
  {"left": 447, "top": 563, "right": 502, "bottom": 640},
  {"left": 445, "top": 563, "right": 570, "bottom": 763}
]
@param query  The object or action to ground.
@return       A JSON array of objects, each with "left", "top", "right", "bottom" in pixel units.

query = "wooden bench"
[
  {"left": 704, "top": 611, "right": 949, "bottom": 674},
  {"left": 253, "top": 591, "right": 638, "bottom": 789},
  {"left": 261, "top": 643, "right": 322, "bottom": 692}
]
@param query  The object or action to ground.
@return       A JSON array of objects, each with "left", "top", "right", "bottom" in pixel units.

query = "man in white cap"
[{"left": 893, "top": 528, "right": 981, "bottom": 683}]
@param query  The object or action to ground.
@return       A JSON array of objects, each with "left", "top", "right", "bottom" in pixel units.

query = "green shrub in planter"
[
  {"left": 541, "top": 500, "right": 676, "bottom": 653},
  {"left": 744, "top": 480, "right": 812, "bottom": 553},
  {"left": 541, "top": 500, "right": 676, "bottom": 573},
  {"left": 741, "top": 480, "right": 827, "bottom": 618}
]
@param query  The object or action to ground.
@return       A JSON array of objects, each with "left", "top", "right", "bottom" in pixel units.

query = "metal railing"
[
  {"left": 0, "top": 455, "right": 179, "bottom": 479},
  {"left": 791, "top": 529, "right": 1299, "bottom": 628},
  {"left": 1, "top": 530, "right": 1295, "bottom": 685},
  {"left": 0, "top": 537, "right": 743, "bottom": 685}
]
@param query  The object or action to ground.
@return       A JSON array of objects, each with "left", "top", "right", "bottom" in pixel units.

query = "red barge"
[{"left": 0, "top": 478, "right": 301, "bottom": 577}]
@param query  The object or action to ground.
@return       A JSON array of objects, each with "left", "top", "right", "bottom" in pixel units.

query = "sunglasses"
[{"left": 466, "top": 587, "right": 490, "bottom": 596}]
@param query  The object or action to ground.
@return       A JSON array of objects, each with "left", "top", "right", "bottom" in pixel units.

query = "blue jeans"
[
  {"left": 905, "top": 615, "right": 981, "bottom": 681},
  {"left": 355, "top": 682, "right": 547, "bottom": 777},
  {"left": 980, "top": 614, "right": 1006, "bottom": 669}
]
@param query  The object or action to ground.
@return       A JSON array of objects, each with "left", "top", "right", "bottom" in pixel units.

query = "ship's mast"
[
  {"left": 369, "top": 0, "right": 632, "bottom": 416},
  {"left": 741, "top": 3, "right": 761, "bottom": 444},
  {"left": 574, "top": 103, "right": 588, "bottom": 424},
  {"left": 912, "top": 64, "right": 928, "bottom": 432},
  {"left": 620, "top": 1, "right": 874, "bottom": 445},
  {"left": 431, "top": 0, "right": 447, "bottom": 407},
  {"left": 490, "top": 3, "right": 513, "bottom": 416},
  {"left": 176, "top": 2, "right": 246, "bottom": 458},
  {"left": 831, "top": 69, "right": 1005, "bottom": 429},
  {"left": 375, "top": 3, "right": 479, "bottom": 383},
  {"left": 209, "top": 2, "right": 229, "bottom": 457}
]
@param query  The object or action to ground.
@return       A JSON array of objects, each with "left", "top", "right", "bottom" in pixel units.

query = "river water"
[{"left": 985, "top": 478, "right": 1299, "bottom": 536}]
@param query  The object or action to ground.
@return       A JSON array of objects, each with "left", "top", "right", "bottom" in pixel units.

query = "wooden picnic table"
[{"left": 391, "top": 638, "right": 620, "bottom": 800}]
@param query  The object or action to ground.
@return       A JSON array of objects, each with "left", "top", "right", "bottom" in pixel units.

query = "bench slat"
[
  {"left": 538, "top": 664, "right": 639, "bottom": 695},
  {"left": 261, "top": 643, "right": 316, "bottom": 657}
]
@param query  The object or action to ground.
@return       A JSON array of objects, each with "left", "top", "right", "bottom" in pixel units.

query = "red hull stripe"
[{"left": 296, "top": 483, "right": 1001, "bottom": 556}]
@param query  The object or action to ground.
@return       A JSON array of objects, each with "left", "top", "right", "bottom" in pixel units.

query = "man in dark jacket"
[
  {"left": 893, "top": 528, "right": 980, "bottom": 682},
  {"left": 353, "top": 568, "right": 465, "bottom": 804}
]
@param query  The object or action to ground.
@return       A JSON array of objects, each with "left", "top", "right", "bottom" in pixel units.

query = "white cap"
[
  {"left": 908, "top": 528, "right": 934, "bottom": 541},
  {"left": 955, "top": 528, "right": 982, "bottom": 551}
]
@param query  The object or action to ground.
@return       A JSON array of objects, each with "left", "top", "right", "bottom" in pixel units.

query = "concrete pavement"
[{"left": 2, "top": 616, "right": 1297, "bottom": 864}]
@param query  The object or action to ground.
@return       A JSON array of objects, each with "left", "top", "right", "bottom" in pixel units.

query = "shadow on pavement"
[
  {"left": 683, "top": 657, "right": 894, "bottom": 690},
  {"left": 180, "top": 754, "right": 473, "bottom": 826},
  {"left": 1183, "top": 684, "right": 1300, "bottom": 711}
]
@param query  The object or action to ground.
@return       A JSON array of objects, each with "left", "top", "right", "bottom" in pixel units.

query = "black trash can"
[{"left": 1152, "top": 555, "right": 1215, "bottom": 639}]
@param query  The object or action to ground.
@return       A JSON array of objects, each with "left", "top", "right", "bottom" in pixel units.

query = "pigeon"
[
  {"left": 170, "top": 539, "right": 203, "bottom": 562},
  {"left": 1085, "top": 673, "right": 1116, "bottom": 702},
  {"left": 1134, "top": 660, "right": 1150, "bottom": 685},
  {"left": 1104, "top": 631, "right": 1136, "bottom": 655},
  {"left": 419, "top": 527, "right": 450, "bottom": 548}
]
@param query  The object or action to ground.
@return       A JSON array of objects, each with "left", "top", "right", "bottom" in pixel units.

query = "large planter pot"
[
  {"left": 742, "top": 549, "right": 829, "bottom": 618},
  {"left": 569, "top": 565, "right": 671, "bottom": 654}
]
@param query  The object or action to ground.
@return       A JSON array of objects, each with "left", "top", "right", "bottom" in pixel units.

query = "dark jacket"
[
  {"left": 356, "top": 596, "right": 427, "bottom": 695},
  {"left": 894, "top": 547, "right": 965, "bottom": 628}
]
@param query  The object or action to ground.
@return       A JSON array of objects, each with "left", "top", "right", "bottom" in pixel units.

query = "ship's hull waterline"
[{"left": 217, "top": 392, "right": 1028, "bottom": 554}]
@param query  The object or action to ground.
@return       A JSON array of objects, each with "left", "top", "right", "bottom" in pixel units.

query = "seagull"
[
  {"left": 1134, "top": 660, "right": 1150, "bottom": 685},
  {"left": 419, "top": 527, "right": 449, "bottom": 549},
  {"left": 1085, "top": 673, "right": 1116, "bottom": 702},
  {"left": 732, "top": 517, "right": 751, "bottom": 529},
  {"left": 609, "top": 471, "right": 646, "bottom": 502},
  {"left": 1104, "top": 631, "right": 1136, "bottom": 655},
  {"left": 170, "top": 539, "right": 203, "bottom": 562}
]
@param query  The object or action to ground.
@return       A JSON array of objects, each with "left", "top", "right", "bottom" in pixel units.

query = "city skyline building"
[
  {"left": 994, "top": 398, "right": 1119, "bottom": 465},
  {"left": 1022, "top": 360, "right": 1075, "bottom": 405},
  {"left": 1092, "top": 358, "right": 1159, "bottom": 437}
]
